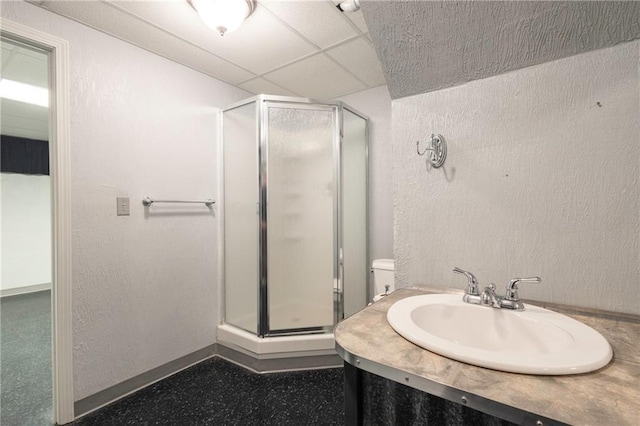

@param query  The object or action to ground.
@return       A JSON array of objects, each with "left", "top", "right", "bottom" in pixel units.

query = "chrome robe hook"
[{"left": 416, "top": 133, "right": 447, "bottom": 168}]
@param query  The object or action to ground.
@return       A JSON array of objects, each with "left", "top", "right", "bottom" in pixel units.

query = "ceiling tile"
[
  {"left": 109, "top": 0, "right": 194, "bottom": 24},
  {"left": 1, "top": 45, "right": 48, "bottom": 87},
  {"left": 1, "top": 99, "right": 49, "bottom": 140},
  {"left": 110, "top": 1, "right": 315, "bottom": 75},
  {"left": 328, "top": 0, "right": 368, "bottom": 33},
  {"left": 260, "top": 0, "right": 358, "bottom": 48},
  {"left": 189, "top": 4, "right": 317, "bottom": 75},
  {"left": 344, "top": 10, "right": 369, "bottom": 33},
  {"left": 326, "top": 37, "right": 386, "bottom": 87},
  {"left": 33, "top": 0, "right": 379, "bottom": 98},
  {"left": 238, "top": 78, "right": 299, "bottom": 96},
  {"left": 41, "top": 0, "right": 255, "bottom": 84},
  {"left": 263, "top": 53, "right": 367, "bottom": 99}
]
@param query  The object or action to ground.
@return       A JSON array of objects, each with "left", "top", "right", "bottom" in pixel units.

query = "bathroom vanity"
[{"left": 335, "top": 288, "right": 640, "bottom": 425}]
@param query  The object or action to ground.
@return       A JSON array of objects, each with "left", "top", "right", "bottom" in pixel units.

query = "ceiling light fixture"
[
  {"left": 0, "top": 79, "right": 48, "bottom": 107},
  {"left": 336, "top": 0, "right": 360, "bottom": 12},
  {"left": 188, "top": 0, "right": 256, "bottom": 36}
]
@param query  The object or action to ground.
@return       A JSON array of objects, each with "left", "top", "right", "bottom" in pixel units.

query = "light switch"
[{"left": 117, "top": 197, "right": 130, "bottom": 216}]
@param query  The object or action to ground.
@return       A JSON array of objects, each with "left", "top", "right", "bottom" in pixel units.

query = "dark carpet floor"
[
  {"left": 1, "top": 290, "right": 344, "bottom": 425},
  {"left": 0, "top": 290, "right": 53, "bottom": 425},
  {"left": 73, "top": 358, "right": 344, "bottom": 426}
]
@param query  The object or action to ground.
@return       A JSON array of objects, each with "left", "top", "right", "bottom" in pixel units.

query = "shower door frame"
[
  {"left": 221, "top": 95, "right": 369, "bottom": 338},
  {"left": 259, "top": 99, "right": 340, "bottom": 337}
]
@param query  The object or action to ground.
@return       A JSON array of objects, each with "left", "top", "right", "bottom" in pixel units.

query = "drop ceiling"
[
  {"left": 27, "top": 0, "right": 387, "bottom": 100},
  {"left": 1, "top": 39, "right": 49, "bottom": 140}
]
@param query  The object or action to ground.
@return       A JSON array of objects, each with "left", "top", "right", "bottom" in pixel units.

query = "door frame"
[{"left": 1, "top": 18, "right": 74, "bottom": 424}]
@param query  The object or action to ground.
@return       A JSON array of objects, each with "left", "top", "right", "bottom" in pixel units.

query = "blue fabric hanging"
[{"left": 0, "top": 135, "right": 49, "bottom": 175}]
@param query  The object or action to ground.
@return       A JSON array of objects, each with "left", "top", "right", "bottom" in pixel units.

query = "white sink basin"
[{"left": 387, "top": 294, "right": 612, "bottom": 375}]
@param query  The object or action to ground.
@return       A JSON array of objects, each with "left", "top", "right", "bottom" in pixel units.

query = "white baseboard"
[{"left": 0, "top": 283, "right": 51, "bottom": 298}]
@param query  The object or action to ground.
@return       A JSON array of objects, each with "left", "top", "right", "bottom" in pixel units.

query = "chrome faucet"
[
  {"left": 453, "top": 268, "right": 541, "bottom": 311},
  {"left": 480, "top": 283, "right": 500, "bottom": 307}
]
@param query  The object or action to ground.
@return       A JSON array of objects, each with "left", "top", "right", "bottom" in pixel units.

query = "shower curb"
[{"left": 217, "top": 341, "right": 342, "bottom": 374}]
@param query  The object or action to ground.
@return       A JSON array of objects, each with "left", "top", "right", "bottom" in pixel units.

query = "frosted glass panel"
[
  {"left": 267, "top": 106, "right": 335, "bottom": 331},
  {"left": 342, "top": 110, "right": 368, "bottom": 317},
  {"left": 223, "top": 102, "right": 258, "bottom": 333}
]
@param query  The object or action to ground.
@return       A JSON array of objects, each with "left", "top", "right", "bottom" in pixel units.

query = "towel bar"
[{"left": 142, "top": 197, "right": 214, "bottom": 206}]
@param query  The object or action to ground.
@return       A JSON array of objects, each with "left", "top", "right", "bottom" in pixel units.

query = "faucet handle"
[
  {"left": 452, "top": 267, "right": 479, "bottom": 295},
  {"left": 505, "top": 277, "right": 541, "bottom": 301}
]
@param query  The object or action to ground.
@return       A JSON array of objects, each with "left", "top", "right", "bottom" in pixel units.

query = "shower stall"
[{"left": 220, "top": 95, "right": 368, "bottom": 362}]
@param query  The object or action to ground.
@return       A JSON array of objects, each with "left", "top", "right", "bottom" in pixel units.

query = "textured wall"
[
  {"left": 393, "top": 41, "right": 639, "bottom": 314},
  {"left": 338, "top": 86, "right": 393, "bottom": 264},
  {"left": 2, "top": 1, "right": 249, "bottom": 400},
  {"left": 362, "top": 1, "right": 640, "bottom": 99}
]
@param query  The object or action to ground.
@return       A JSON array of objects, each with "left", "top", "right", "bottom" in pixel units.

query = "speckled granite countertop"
[{"left": 335, "top": 288, "right": 640, "bottom": 426}]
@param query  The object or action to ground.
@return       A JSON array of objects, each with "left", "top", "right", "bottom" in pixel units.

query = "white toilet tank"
[{"left": 372, "top": 259, "right": 395, "bottom": 301}]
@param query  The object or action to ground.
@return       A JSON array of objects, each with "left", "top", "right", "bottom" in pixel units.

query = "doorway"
[
  {"left": 0, "top": 18, "right": 73, "bottom": 424},
  {"left": 0, "top": 35, "right": 53, "bottom": 425}
]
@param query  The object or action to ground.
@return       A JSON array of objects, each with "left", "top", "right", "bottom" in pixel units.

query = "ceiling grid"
[{"left": 26, "top": 0, "right": 386, "bottom": 99}]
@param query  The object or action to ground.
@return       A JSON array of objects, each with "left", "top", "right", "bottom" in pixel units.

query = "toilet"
[{"left": 371, "top": 259, "right": 395, "bottom": 302}]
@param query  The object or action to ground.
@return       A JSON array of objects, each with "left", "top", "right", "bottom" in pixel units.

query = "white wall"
[
  {"left": 393, "top": 41, "right": 639, "bottom": 315},
  {"left": 338, "top": 86, "right": 393, "bottom": 263},
  {"left": 2, "top": 1, "right": 250, "bottom": 400},
  {"left": 1, "top": 173, "right": 51, "bottom": 291}
]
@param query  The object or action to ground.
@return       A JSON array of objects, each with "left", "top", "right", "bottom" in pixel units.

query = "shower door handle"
[
  {"left": 336, "top": 248, "right": 344, "bottom": 294},
  {"left": 336, "top": 247, "right": 345, "bottom": 320}
]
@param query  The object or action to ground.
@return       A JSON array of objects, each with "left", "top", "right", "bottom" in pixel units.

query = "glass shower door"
[
  {"left": 341, "top": 108, "right": 368, "bottom": 318},
  {"left": 264, "top": 104, "right": 336, "bottom": 333},
  {"left": 223, "top": 101, "right": 259, "bottom": 334}
]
